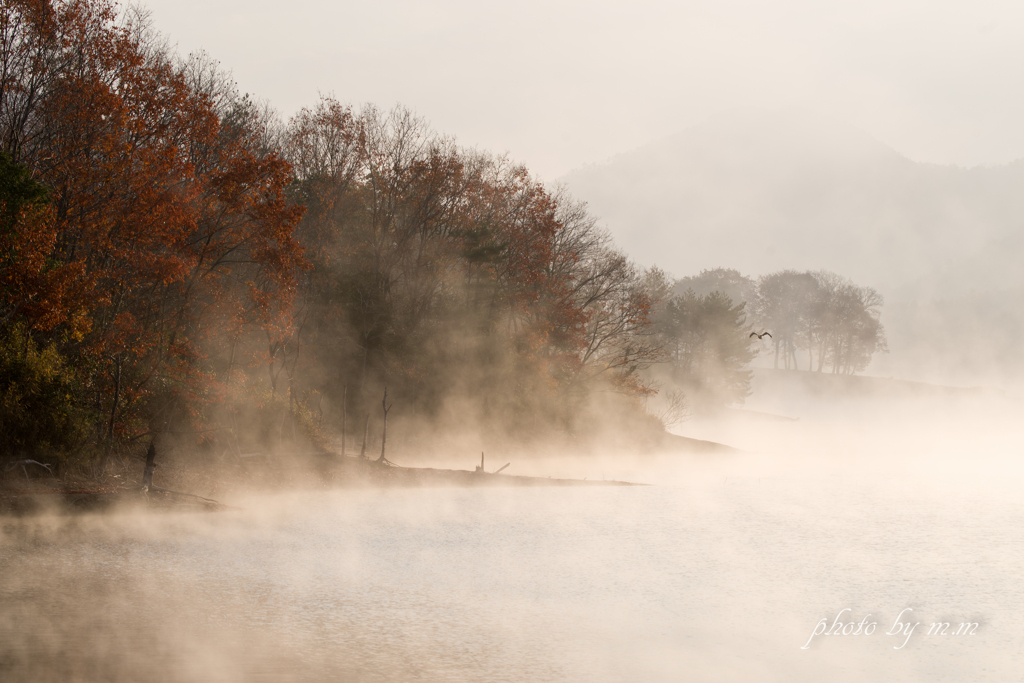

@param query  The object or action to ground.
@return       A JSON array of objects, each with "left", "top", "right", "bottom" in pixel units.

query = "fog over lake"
[
  {"left": 2, "top": 1, "right": 1023, "bottom": 681},
  {"left": 3, "top": 383, "right": 1023, "bottom": 682}
]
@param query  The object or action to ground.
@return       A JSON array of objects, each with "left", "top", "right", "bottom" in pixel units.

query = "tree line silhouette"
[{"left": 647, "top": 268, "right": 887, "bottom": 412}]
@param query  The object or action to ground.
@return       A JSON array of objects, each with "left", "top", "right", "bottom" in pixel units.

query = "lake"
[{"left": 2, "top": 443, "right": 1022, "bottom": 682}]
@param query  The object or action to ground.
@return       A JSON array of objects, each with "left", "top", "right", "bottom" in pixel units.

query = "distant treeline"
[
  {"left": 0, "top": 0, "right": 658, "bottom": 469},
  {"left": 647, "top": 268, "right": 887, "bottom": 412}
]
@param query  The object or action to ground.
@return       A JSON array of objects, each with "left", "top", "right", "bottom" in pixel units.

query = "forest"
[{"left": 0, "top": 0, "right": 886, "bottom": 476}]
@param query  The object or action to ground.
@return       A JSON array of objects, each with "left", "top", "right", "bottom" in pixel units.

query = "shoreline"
[{"left": 0, "top": 458, "right": 642, "bottom": 516}]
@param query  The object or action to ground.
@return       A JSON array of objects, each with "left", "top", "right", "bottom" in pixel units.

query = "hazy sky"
[{"left": 143, "top": 0, "right": 1024, "bottom": 179}]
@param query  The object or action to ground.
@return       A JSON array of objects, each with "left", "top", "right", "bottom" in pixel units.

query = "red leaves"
[
  {"left": 2, "top": 0, "right": 306, "bottom": 442},
  {"left": 283, "top": 99, "right": 659, "bottom": 410},
  {"left": 2, "top": 3, "right": 663, "bottom": 455},
  {"left": 0, "top": 202, "right": 92, "bottom": 332}
]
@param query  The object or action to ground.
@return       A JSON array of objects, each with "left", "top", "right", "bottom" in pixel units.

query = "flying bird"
[{"left": 749, "top": 331, "right": 772, "bottom": 340}]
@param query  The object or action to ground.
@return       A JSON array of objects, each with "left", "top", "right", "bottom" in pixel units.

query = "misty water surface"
[{"left": 2, "top": 448, "right": 1021, "bottom": 682}]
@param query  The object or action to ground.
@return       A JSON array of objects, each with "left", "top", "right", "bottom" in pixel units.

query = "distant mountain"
[
  {"left": 560, "top": 109, "right": 1024, "bottom": 388},
  {"left": 560, "top": 108, "right": 1024, "bottom": 297}
]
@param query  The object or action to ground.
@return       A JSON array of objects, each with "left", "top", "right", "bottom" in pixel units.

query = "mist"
[
  {"left": 562, "top": 111, "right": 1024, "bottom": 390},
  {"left": 2, "top": 0, "right": 1023, "bottom": 681},
  {"left": 4, "top": 388, "right": 1023, "bottom": 681}
]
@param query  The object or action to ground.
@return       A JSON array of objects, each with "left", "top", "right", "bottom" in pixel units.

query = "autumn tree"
[
  {"left": 282, "top": 97, "right": 660, "bottom": 440},
  {"left": 0, "top": 151, "right": 91, "bottom": 462},
  {"left": 0, "top": 0, "right": 305, "bottom": 467},
  {"left": 1, "top": 0, "right": 667, "bottom": 470},
  {"left": 283, "top": 101, "right": 470, "bottom": 428},
  {"left": 544, "top": 190, "right": 658, "bottom": 395}
]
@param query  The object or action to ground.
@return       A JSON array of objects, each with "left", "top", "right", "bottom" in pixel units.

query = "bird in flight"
[{"left": 749, "top": 331, "right": 772, "bottom": 340}]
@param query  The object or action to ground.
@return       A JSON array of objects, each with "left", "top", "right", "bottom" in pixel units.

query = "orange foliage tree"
[
  {"left": 1, "top": 0, "right": 305, "bottom": 463},
  {"left": 2, "top": 1, "right": 660, "bottom": 464},
  {"left": 284, "top": 97, "right": 659, "bottom": 434}
]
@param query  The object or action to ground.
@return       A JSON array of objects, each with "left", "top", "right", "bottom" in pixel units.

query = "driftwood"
[
  {"left": 149, "top": 486, "right": 229, "bottom": 507},
  {"left": 473, "top": 454, "right": 509, "bottom": 475},
  {"left": 5, "top": 459, "right": 54, "bottom": 478}
]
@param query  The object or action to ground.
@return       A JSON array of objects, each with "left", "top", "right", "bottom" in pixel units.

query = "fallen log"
[{"left": 4, "top": 460, "right": 54, "bottom": 478}]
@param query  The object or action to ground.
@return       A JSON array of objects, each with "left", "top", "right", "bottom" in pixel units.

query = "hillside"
[
  {"left": 561, "top": 108, "right": 1024, "bottom": 297},
  {"left": 562, "top": 109, "right": 1024, "bottom": 387}
]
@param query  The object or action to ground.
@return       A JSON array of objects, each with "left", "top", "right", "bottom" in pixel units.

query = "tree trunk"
[
  {"left": 808, "top": 328, "right": 813, "bottom": 371},
  {"left": 141, "top": 440, "right": 157, "bottom": 492},
  {"left": 359, "top": 415, "right": 369, "bottom": 458},
  {"left": 288, "top": 382, "right": 297, "bottom": 442},
  {"left": 378, "top": 387, "right": 391, "bottom": 463},
  {"left": 341, "top": 384, "right": 347, "bottom": 456},
  {"left": 100, "top": 354, "right": 123, "bottom": 471}
]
